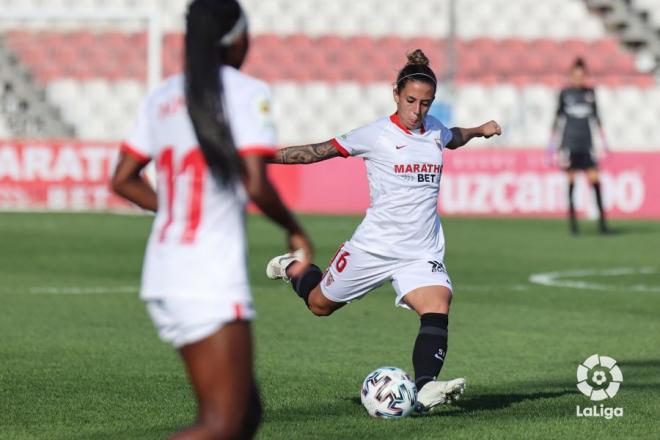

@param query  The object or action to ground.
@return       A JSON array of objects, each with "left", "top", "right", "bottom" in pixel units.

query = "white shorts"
[
  {"left": 145, "top": 295, "right": 255, "bottom": 348},
  {"left": 319, "top": 241, "right": 453, "bottom": 309}
]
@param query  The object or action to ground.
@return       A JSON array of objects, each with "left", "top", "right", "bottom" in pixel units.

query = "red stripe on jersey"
[
  {"left": 239, "top": 145, "right": 276, "bottom": 157},
  {"left": 330, "top": 138, "right": 350, "bottom": 157},
  {"left": 180, "top": 149, "right": 207, "bottom": 245},
  {"left": 234, "top": 303, "right": 243, "bottom": 320},
  {"left": 158, "top": 148, "right": 175, "bottom": 243},
  {"left": 389, "top": 113, "right": 425, "bottom": 135},
  {"left": 120, "top": 142, "right": 151, "bottom": 163}
]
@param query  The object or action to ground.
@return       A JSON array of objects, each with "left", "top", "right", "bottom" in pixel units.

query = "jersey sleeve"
[
  {"left": 121, "top": 97, "right": 154, "bottom": 163},
  {"left": 331, "top": 124, "right": 374, "bottom": 158},
  {"left": 232, "top": 84, "right": 277, "bottom": 158},
  {"left": 439, "top": 122, "right": 453, "bottom": 148}
]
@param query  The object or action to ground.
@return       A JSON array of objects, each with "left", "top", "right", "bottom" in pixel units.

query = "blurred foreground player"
[
  {"left": 548, "top": 57, "right": 610, "bottom": 234},
  {"left": 111, "top": 0, "right": 312, "bottom": 438}
]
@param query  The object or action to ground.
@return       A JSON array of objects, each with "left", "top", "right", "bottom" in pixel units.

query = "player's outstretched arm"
[
  {"left": 270, "top": 140, "right": 341, "bottom": 164},
  {"left": 446, "top": 120, "right": 501, "bottom": 150}
]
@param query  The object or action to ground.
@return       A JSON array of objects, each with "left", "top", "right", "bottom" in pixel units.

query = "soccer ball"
[{"left": 360, "top": 366, "right": 417, "bottom": 418}]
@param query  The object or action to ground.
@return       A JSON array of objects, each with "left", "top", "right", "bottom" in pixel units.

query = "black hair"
[
  {"left": 185, "top": 0, "right": 243, "bottom": 185},
  {"left": 573, "top": 57, "right": 587, "bottom": 71},
  {"left": 395, "top": 49, "right": 437, "bottom": 92}
]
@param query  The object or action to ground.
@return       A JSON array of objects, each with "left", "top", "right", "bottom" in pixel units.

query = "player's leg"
[
  {"left": 286, "top": 269, "right": 346, "bottom": 317},
  {"left": 404, "top": 289, "right": 455, "bottom": 372},
  {"left": 404, "top": 286, "right": 452, "bottom": 384},
  {"left": 266, "top": 242, "right": 387, "bottom": 317},
  {"left": 404, "top": 287, "right": 465, "bottom": 411},
  {"left": 171, "top": 321, "right": 260, "bottom": 440},
  {"left": 393, "top": 262, "right": 465, "bottom": 412},
  {"left": 586, "top": 167, "right": 608, "bottom": 233},
  {"left": 279, "top": 265, "right": 345, "bottom": 316},
  {"left": 266, "top": 249, "right": 344, "bottom": 316},
  {"left": 403, "top": 285, "right": 452, "bottom": 314},
  {"left": 566, "top": 168, "right": 578, "bottom": 234},
  {"left": 305, "top": 286, "right": 346, "bottom": 316}
]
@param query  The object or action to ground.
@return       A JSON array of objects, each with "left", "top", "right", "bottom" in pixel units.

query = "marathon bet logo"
[{"left": 576, "top": 354, "right": 624, "bottom": 419}]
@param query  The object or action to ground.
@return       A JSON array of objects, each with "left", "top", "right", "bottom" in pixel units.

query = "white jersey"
[
  {"left": 331, "top": 114, "right": 453, "bottom": 259},
  {"left": 121, "top": 66, "right": 277, "bottom": 300}
]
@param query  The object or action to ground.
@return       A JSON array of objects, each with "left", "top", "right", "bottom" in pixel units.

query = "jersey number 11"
[{"left": 157, "top": 147, "right": 207, "bottom": 244}]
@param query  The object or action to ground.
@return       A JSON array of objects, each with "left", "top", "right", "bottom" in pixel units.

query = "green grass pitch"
[{"left": 1, "top": 212, "right": 659, "bottom": 439}]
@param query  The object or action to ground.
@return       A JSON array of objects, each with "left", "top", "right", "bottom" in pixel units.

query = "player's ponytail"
[
  {"left": 395, "top": 49, "right": 437, "bottom": 92},
  {"left": 185, "top": 0, "right": 243, "bottom": 185}
]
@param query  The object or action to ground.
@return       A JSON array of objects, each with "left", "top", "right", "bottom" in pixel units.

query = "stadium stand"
[
  {"left": 4, "top": 32, "right": 647, "bottom": 85},
  {"left": 634, "top": 0, "right": 660, "bottom": 28},
  {"left": 585, "top": 0, "right": 660, "bottom": 66},
  {"left": 0, "top": 0, "right": 658, "bottom": 149},
  {"left": 0, "top": 114, "right": 10, "bottom": 138}
]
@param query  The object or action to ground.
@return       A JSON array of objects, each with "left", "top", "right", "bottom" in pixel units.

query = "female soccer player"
[
  {"left": 111, "top": 0, "right": 312, "bottom": 438},
  {"left": 265, "top": 49, "right": 501, "bottom": 413},
  {"left": 548, "top": 57, "right": 610, "bottom": 234}
]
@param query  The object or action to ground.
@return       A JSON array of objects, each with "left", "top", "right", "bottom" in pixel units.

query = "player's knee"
[
  {"left": 306, "top": 288, "right": 337, "bottom": 317},
  {"left": 309, "top": 302, "right": 334, "bottom": 317},
  {"left": 308, "top": 296, "right": 335, "bottom": 316},
  {"left": 410, "top": 289, "right": 452, "bottom": 315}
]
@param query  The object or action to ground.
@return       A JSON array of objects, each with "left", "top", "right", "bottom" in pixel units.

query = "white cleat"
[
  {"left": 265, "top": 249, "right": 305, "bottom": 280},
  {"left": 416, "top": 378, "right": 466, "bottom": 413}
]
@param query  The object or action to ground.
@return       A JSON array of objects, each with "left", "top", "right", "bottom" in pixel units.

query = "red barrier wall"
[
  {"left": 1, "top": 141, "right": 658, "bottom": 218},
  {"left": 0, "top": 141, "right": 123, "bottom": 210},
  {"left": 268, "top": 149, "right": 659, "bottom": 219}
]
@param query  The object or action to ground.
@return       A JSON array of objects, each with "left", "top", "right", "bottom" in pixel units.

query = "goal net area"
[{"left": 0, "top": 7, "right": 169, "bottom": 210}]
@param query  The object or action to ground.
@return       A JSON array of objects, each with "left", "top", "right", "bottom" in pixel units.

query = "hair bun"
[{"left": 406, "top": 49, "right": 429, "bottom": 66}]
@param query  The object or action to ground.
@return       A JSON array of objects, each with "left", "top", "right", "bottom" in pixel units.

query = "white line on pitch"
[
  {"left": 528, "top": 267, "right": 660, "bottom": 292},
  {"left": 28, "top": 286, "right": 139, "bottom": 295}
]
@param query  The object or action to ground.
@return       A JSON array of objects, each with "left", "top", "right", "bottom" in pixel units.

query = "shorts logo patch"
[
  {"left": 339, "top": 130, "right": 354, "bottom": 141},
  {"left": 325, "top": 273, "right": 334, "bottom": 287},
  {"left": 428, "top": 261, "right": 445, "bottom": 273}
]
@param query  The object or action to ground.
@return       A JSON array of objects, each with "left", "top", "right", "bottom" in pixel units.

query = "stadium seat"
[
  {"left": 0, "top": 115, "right": 10, "bottom": 138},
  {"left": 0, "top": 0, "right": 657, "bottom": 150}
]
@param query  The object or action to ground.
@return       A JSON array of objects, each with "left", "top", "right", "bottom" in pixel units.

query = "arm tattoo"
[{"left": 272, "top": 140, "right": 341, "bottom": 164}]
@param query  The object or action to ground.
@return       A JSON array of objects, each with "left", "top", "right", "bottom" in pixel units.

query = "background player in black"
[{"left": 549, "top": 57, "right": 610, "bottom": 234}]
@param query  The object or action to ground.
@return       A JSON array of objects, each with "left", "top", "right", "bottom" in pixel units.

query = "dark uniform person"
[{"left": 549, "top": 57, "right": 610, "bottom": 234}]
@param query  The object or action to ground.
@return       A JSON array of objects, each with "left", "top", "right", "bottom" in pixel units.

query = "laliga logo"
[
  {"left": 577, "top": 354, "right": 622, "bottom": 400},
  {"left": 576, "top": 354, "right": 624, "bottom": 419}
]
